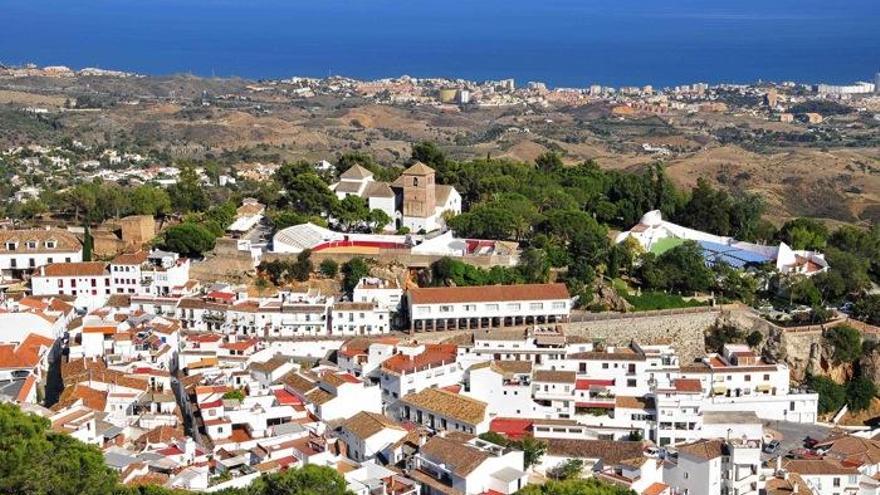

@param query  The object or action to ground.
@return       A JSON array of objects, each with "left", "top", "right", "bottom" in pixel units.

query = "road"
[{"left": 761, "top": 420, "right": 832, "bottom": 461}]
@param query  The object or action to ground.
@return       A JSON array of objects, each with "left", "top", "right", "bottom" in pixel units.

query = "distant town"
[{"left": 3, "top": 63, "right": 880, "bottom": 495}]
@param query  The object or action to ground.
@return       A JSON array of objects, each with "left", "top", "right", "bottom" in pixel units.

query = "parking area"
[{"left": 761, "top": 420, "right": 833, "bottom": 460}]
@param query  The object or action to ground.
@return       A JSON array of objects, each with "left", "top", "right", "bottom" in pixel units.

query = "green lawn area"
[
  {"left": 649, "top": 237, "right": 685, "bottom": 256},
  {"left": 623, "top": 291, "right": 707, "bottom": 311}
]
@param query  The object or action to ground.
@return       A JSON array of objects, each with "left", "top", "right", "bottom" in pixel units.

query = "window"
[
  {"left": 5, "top": 242, "right": 17, "bottom": 251},
  {"left": 26, "top": 240, "right": 37, "bottom": 249},
  {"left": 745, "top": 375, "right": 751, "bottom": 382},
  {"left": 464, "top": 304, "right": 477, "bottom": 312},
  {"left": 602, "top": 363, "right": 609, "bottom": 369},
  {"left": 529, "top": 303, "right": 543, "bottom": 310},
  {"left": 627, "top": 379, "right": 637, "bottom": 387},
  {"left": 507, "top": 303, "right": 521, "bottom": 311},
  {"left": 764, "top": 374, "right": 770, "bottom": 381},
  {"left": 833, "top": 478, "right": 841, "bottom": 487},
  {"left": 45, "top": 240, "right": 56, "bottom": 249},
  {"left": 552, "top": 301, "right": 566, "bottom": 309},
  {"left": 439, "top": 305, "right": 453, "bottom": 313},
  {"left": 486, "top": 304, "right": 499, "bottom": 311}
]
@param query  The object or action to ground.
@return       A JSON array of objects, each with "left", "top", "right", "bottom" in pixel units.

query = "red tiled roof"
[
  {"left": 490, "top": 418, "right": 533, "bottom": 440},
  {"left": 274, "top": 389, "right": 303, "bottom": 406},
  {"left": 41, "top": 262, "right": 108, "bottom": 277},
  {"left": 408, "top": 283, "right": 569, "bottom": 305},
  {"left": 0, "top": 333, "right": 54, "bottom": 369},
  {"left": 673, "top": 378, "right": 703, "bottom": 393},
  {"left": 381, "top": 344, "right": 457, "bottom": 374},
  {"left": 576, "top": 379, "right": 615, "bottom": 390}
]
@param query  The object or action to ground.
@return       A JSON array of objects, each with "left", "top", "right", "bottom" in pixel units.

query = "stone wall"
[{"left": 566, "top": 308, "right": 723, "bottom": 363}]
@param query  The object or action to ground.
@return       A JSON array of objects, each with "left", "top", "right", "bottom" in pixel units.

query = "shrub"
[
  {"left": 825, "top": 325, "right": 862, "bottom": 364},
  {"left": 319, "top": 259, "right": 339, "bottom": 278}
]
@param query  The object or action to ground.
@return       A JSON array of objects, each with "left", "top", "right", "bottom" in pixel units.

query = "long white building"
[
  {"left": 0, "top": 228, "right": 82, "bottom": 282},
  {"left": 406, "top": 283, "right": 571, "bottom": 333}
]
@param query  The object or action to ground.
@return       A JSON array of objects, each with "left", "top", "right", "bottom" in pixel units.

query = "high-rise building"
[{"left": 875, "top": 71, "right": 880, "bottom": 94}]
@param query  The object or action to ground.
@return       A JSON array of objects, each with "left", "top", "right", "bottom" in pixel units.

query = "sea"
[{"left": 2, "top": 0, "right": 879, "bottom": 88}]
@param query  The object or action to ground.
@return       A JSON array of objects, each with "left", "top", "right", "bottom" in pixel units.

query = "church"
[{"left": 330, "top": 162, "right": 461, "bottom": 233}]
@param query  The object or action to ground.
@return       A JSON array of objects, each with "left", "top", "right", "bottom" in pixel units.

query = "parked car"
[{"left": 763, "top": 440, "right": 781, "bottom": 454}]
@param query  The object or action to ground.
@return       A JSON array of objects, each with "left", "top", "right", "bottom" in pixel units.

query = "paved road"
[{"left": 761, "top": 420, "right": 832, "bottom": 461}]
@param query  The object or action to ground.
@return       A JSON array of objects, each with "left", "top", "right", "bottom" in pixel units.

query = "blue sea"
[{"left": 1, "top": 0, "right": 879, "bottom": 88}]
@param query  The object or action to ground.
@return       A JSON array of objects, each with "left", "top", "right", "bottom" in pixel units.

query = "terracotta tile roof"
[
  {"left": 677, "top": 439, "right": 726, "bottom": 461},
  {"left": 305, "top": 388, "right": 334, "bottom": 405},
  {"left": 568, "top": 350, "right": 646, "bottom": 362},
  {"left": 420, "top": 435, "right": 489, "bottom": 476},
  {"left": 341, "top": 411, "right": 404, "bottom": 440},
  {"left": 333, "top": 302, "right": 376, "bottom": 311},
  {"left": 0, "top": 228, "right": 80, "bottom": 254},
  {"left": 0, "top": 333, "right": 54, "bottom": 369},
  {"left": 672, "top": 378, "right": 703, "bottom": 393},
  {"left": 111, "top": 251, "right": 149, "bottom": 265},
  {"left": 408, "top": 283, "right": 569, "bottom": 305},
  {"left": 382, "top": 344, "right": 457, "bottom": 375},
  {"left": 249, "top": 355, "right": 289, "bottom": 374},
  {"left": 642, "top": 482, "right": 668, "bottom": 495},
  {"left": 783, "top": 458, "right": 860, "bottom": 475},
  {"left": 471, "top": 360, "right": 533, "bottom": 378},
  {"left": 616, "top": 396, "right": 655, "bottom": 410},
  {"left": 137, "top": 425, "right": 185, "bottom": 447},
  {"left": 533, "top": 370, "right": 576, "bottom": 384},
  {"left": 400, "top": 388, "right": 486, "bottom": 425},
  {"left": 40, "top": 262, "right": 108, "bottom": 277},
  {"left": 818, "top": 434, "right": 880, "bottom": 466},
  {"left": 363, "top": 181, "right": 395, "bottom": 199},
  {"left": 546, "top": 439, "right": 647, "bottom": 465},
  {"left": 281, "top": 372, "right": 318, "bottom": 396},
  {"left": 340, "top": 164, "right": 373, "bottom": 180},
  {"left": 402, "top": 162, "right": 435, "bottom": 176},
  {"left": 765, "top": 474, "right": 811, "bottom": 495},
  {"left": 52, "top": 384, "right": 108, "bottom": 412},
  {"left": 321, "top": 371, "right": 360, "bottom": 387}
]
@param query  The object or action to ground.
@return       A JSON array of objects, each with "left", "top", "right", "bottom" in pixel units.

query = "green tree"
[
  {"left": 0, "top": 403, "right": 118, "bottom": 495},
  {"left": 746, "top": 330, "right": 764, "bottom": 347},
  {"left": 283, "top": 174, "right": 336, "bottom": 216},
  {"left": 517, "top": 248, "right": 551, "bottom": 283},
  {"left": 161, "top": 223, "right": 216, "bottom": 257},
  {"left": 290, "top": 250, "right": 314, "bottom": 282},
  {"left": 222, "top": 389, "right": 246, "bottom": 401},
  {"left": 825, "top": 325, "right": 862, "bottom": 364},
  {"left": 342, "top": 257, "right": 370, "bottom": 296},
  {"left": 254, "top": 276, "right": 270, "bottom": 297},
  {"left": 515, "top": 477, "right": 635, "bottom": 495},
  {"left": 808, "top": 375, "right": 846, "bottom": 415},
  {"left": 854, "top": 295, "right": 880, "bottom": 325},
  {"left": 478, "top": 431, "right": 509, "bottom": 446},
  {"left": 168, "top": 164, "right": 209, "bottom": 213},
  {"left": 777, "top": 218, "right": 828, "bottom": 251},
  {"left": 547, "top": 459, "right": 584, "bottom": 480},
  {"left": 511, "top": 436, "right": 546, "bottom": 469},
  {"left": 367, "top": 209, "right": 391, "bottom": 233},
  {"left": 319, "top": 259, "right": 339, "bottom": 278},
  {"left": 131, "top": 185, "right": 172, "bottom": 217},
  {"left": 269, "top": 210, "right": 309, "bottom": 231},
  {"left": 846, "top": 376, "right": 877, "bottom": 413},
  {"left": 332, "top": 195, "right": 370, "bottom": 231},
  {"left": 82, "top": 225, "right": 94, "bottom": 261},
  {"left": 411, "top": 142, "right": 447, "bottom": 171},
  {"left": 535, "top": 151, "right": 564, "bottom": 173},
  {"left": 249, "top": 464, "right": 351, "bottom": 495}
]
